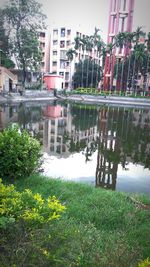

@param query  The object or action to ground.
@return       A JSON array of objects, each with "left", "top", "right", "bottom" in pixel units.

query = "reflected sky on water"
[{"left": 0, "top": 101, "right": 150, "bottom": 195}]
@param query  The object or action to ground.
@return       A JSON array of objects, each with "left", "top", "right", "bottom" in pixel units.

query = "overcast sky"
[
  {"left": 0, "top": 0, "right": 149, "bottom": 42},
  {"left": 38, "top": 0, "right": 150, "bottom": 41}
]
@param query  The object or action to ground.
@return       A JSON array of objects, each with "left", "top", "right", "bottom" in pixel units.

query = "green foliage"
[
  {"left": 0, "top": 179, "right": 66, "bottom": 229},
  {"left": 0, "top": 8, "right": 15, "bottom": 68},
  {"left": 73, "top": 59, "right": 102, "bottom": 88},
  {"left": 0, "top": 179, "right": 66, "bottom": 266},
  {"left": 0, "top": 126, "right": 42, "bottom": 180},
  {"left": 0, "top": 52, "right": 15, "bottom": 68},
  {"left": 138, "top": 258, "right": 150, "bottom": 267},
  {"left": 11, "top": 174, "right": 150, "bottom": 266},
  {"left": 1, "top": 0, "right": 46, "bottom": 85},
  {"left": 14, "top": 28, "right": 42, "bottom": 72}
]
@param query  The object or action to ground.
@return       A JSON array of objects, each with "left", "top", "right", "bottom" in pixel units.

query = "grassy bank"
[{"left": 1, "top": 174, "right": 150, "bottom": 267}]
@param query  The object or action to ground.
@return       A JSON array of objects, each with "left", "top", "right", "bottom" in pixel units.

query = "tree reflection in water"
[{"left": 0, "top": 102, "right": 150, "bottom": 192}]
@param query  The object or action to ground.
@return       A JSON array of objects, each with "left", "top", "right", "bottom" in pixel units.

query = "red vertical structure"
[{"left": 103, "top": 0, "right": 135, "bottom": 90}]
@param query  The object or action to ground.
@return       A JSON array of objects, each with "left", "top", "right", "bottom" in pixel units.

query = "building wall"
[
  {"left": 38, "top": 30, "right": 50, "bottom": 73},
  {"left": 104, "top": 0, "right": 135, "bottom": 90},
  {"left": 0, "top": 67, "right": 18, "bottom": 92}
]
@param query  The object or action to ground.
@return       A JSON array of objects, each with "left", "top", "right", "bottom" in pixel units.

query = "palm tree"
[
  {"left": 66, "top": 48, "right": 77, "bottom": 90},
  {"left": 105, "top": 42, "right": 114, "bottom": 91},
  {"left": 85, "top": 36, "right": 93, "bottom": 87},
  {"left": 133, "top": 26, "right": 145, "bottom": 46},
  {"left": 80, "top": 36, "right": 87, "bottom": 87},
  {"left": 114, "top": 31, "right": 136, "bottom": 92},
  {"left": 93, "top": 29, "right": 105, "bottom": 89},
  {"left": 144, "top": 32, "right": 150, "bottom": 91}
]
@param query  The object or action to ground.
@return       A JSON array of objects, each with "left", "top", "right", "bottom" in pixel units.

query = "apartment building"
[
  {"left": 49, "top": 27, "right": 100, "bottom": 90},
  {"left": 38, "top": 30, "right": 50, "bottom": 74}
]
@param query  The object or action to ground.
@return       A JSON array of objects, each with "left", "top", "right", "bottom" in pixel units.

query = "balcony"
[
  {"left": 110, "top": 11, "right": 117, "bottom": 16},
  {"left": 105, "top": 73, "right": 111, "bottom": 77},
  {"left": 109, "top": 33, "right": 115, "bottom": 37},
  {"left": 119, "top": 10, "right": 128, "bottom": 17},
  {"left": 115, "top": 54, "right": 124, "bottom": 58}
]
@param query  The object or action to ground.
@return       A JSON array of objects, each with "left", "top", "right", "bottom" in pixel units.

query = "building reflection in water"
[
  {"left": 0, "top": 102, "right": 150, "bottom": 192},
  {"left": 42, "top": 104, "right": 98, "bottom": 158},
  {"left": 96, "top": 108, "right": 119, "bottom": 190},
  {"left": 96, "top": 106, "right": 150, "bottom": 190}
]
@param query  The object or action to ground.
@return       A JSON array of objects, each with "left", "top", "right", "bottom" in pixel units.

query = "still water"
[{"left": 0, "top": 101, "right": 150, "bottom": 195}]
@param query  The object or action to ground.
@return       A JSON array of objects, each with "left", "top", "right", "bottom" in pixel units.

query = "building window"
[
  {"left": 52, "top": 61, "right": 57, "bottom": 66},
  {"left": 60, "top": 60, "right": 66, "bottom": 69},
  {"left": 65, "top": 72, "right": 69, "bottom": 80},
  {"left": 61, "top": 28, "right": 65, "bottom": 37},
  {"left": 65, "top": 82, "right": 69, "bottom": 89},
  {"left": 66, "top": 41, "right": 70, "bottom": 47},
  {"left": 60, "top": 50, "right": 67, "bottom": 60},
  {"left": 53, "top": 40, "right": 58, "bottom": 45},
  {"left": 40, "top": 32, "right": 45, "bottom": 38},
  {"left": 67, "top": 29, "right": 71, "bottom": 36},
  {"left": 53, "top": 50, "right": 57, "bottom": 55},
  {"left": 59, "top": 72, "right": 64, "bottom": 77},
  {"left": 40, "top": 42, "right": 45, "bottom": 48},
  {"left": 53, "top": 29, "right": 58, "bottom": 36},
  {"left": 60, "top": 41, "right": 65, "bottom": 48},
  {"left": 76, "top": 32, "right": 81, "bottom": 37},
  {"left": 57, "top": 136, "right": 61, "bottom": 142},
  {"left": 50, "top": 145, "right": 54, "bottom": 151}
]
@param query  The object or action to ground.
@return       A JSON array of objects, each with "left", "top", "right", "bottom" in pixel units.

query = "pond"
[{"left": 0, "top": 100, "right": 150, "bottom": 195}]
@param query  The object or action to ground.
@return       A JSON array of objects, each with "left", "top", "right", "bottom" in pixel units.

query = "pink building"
[
  {"left": 43, "top": 105, "right": 62, "bottom": 118},
  {"left": 43, "top": 74, "right": 64, "bottom": 90},
  {"left": 104, "top": 0, "right": 135, "bottom": 90}
]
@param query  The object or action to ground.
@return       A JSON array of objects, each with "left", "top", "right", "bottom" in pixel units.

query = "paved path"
[{"left": 0, "top": 91, "right": 150, "bottom": 108}]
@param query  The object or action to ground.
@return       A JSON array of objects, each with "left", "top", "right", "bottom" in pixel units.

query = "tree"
[
  {"left": 66, "top": 48, "right": 77, "bottom": 89},
  {"left": 90, "top": 27, "right": 106, "bottom": 87},
  {"left": 0, "top": 8, "right": 15, "bottom": 68},
  {"left": 133, "top": 26, "right": 145, "bottom": 46},
  {"left": 80, "top": 36, "right": 87, "bottom": 87},
  {"left": 113, "top": 28, "right": 150, "bottom": 92},
  {"left": 73, "top": 58, "right": 102, "bottom": 88},
  {"left": 2, "top": 0, "right": 46, "bottom": 87}
]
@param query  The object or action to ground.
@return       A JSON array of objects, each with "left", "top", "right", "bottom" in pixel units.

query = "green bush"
[
  {"left": 138, "top": 258, "right": 150, "bottom": 267},
  {"left": 0, "top": 126, "right": 42, "bottom": 180},
  {"left": 0, "top": 179, "right": 66, "bottom": 229},
  {"left": 0, "top": 179, "right": 66, "bottom": 266}
]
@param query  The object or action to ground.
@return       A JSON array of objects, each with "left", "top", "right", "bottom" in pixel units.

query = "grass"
[
  {"left": 1, "top": 174, "right": 150, "bottom": 267},
  {"left": 72, "top": 88, "right": 150, "bottom": 99}
]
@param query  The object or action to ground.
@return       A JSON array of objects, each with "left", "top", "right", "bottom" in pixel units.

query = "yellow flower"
[
  {"left": 33, "top": 193, "right": 44, "bottom": 206},
  {"left": 138, "top": 258, "right": 150, "bottom": 267}
]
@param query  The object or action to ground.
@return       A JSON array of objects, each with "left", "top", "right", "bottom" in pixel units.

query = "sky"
[
  {"left": 37, "top": 0, "right": 150, "bottom": 41},
  {"left": 0, "top": 0, "right": 149, "bottom": 42}
]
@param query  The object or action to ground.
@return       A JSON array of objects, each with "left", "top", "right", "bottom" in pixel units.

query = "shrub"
[
  {"left": 138, "top": 259, "right": 150, "bottom": 267},
  {"left": 0, "top": 178, "right": 66, "bottom": 229},
  {"left": 0, "top": 179, "right": 66, "bottom": 266},
  {"left": 0, "top": 126, "right": 42, "bottom": 180}
]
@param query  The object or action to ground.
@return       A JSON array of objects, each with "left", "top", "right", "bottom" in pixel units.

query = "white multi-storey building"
[
  {"left": 49, "top": 27, "right": 101, "bottom": 90},
  {"left": 49, "top": 27, "right": 76, "bottom": 89},
  {"left": 38, "top": 27, "right": 101, "bottom": 90}
]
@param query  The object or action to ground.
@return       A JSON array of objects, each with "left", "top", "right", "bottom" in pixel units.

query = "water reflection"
[{"left": 0, "top": 101, "right": 150, "bottom": 194}]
